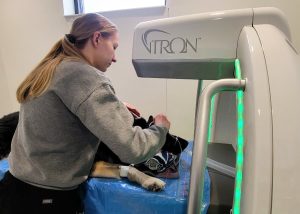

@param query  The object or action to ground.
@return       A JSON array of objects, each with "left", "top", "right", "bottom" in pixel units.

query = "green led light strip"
[
  {"left": 207, "top": 59, "right": 244, "bottom": 213},
  {"left": 208, "top": 95, "right": 216, "bottom": 143},
  {"left": 233, "top": 59, "right": 245, "bottom": 214}
]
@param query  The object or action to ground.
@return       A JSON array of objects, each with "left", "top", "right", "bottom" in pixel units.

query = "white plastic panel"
[
  {"left": 253, "top": 7, "right": 291, "bottom": 41},
  {"left": 133, "top": 8, "right": 253, "bottom": 60},
  {"left": 237, "top": 26, "right": 273, "bottom": 214},
  {"left": 132, "top": 8, "right": 254, "bottom": 79},
  {"left": 254, "top": 24, "right": 300, "bottom": 214}
]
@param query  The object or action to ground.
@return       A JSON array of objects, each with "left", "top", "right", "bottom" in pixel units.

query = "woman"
[{"left": 0, "top": 13, "right": 170, "bottom": 214}]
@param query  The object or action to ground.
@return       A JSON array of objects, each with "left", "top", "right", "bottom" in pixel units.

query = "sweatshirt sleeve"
[{"left": 75, "top": 83, "right": 168, "bottom": 164}]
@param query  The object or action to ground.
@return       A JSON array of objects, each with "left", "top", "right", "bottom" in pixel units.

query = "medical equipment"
[{"left": 132, "top": 7, "right": 300, "bottom": 214}]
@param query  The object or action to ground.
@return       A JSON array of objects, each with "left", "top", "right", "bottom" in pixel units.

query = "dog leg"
[
  {"left": 126, "top": 166, "right": 166, "bottom": 192},
  {"left": 91, "top": 161, "right": 121, "bottom": 179},
  {"left": 91, "top": 161, "right": 166, "bottom": 191}
]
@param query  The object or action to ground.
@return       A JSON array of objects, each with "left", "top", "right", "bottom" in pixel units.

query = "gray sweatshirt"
[{"left": 8, "top": 60, "right": 168, "bottom": 190}]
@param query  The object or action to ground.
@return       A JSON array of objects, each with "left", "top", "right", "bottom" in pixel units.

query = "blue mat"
[
  {"left": 0, "top": 142, "right": 210, "bottom": 214},
  {"left": 0, "top": 159, "right": 9, "bottom": 180},
  {"left": 82, "top": 142, "right": 210, "bottom": 214}
]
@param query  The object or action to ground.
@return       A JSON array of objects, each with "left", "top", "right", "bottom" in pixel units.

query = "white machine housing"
[
  {"left": 132, "top": 8, "right": 291, "bottom": 79},
  {"left": 132, "top": 7, "right": 300, "bottom": 214}
]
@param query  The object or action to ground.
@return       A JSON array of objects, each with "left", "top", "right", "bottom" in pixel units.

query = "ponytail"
[{"left": 16, "top": 13, "right": 117, "bottom": 103}]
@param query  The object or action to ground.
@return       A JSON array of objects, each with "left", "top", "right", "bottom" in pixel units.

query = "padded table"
[{"left": 0, "top": 142, "right": 210, "bottom": 214}]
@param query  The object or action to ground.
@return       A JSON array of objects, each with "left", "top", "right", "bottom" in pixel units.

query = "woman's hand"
[{"left": 154, "top": 114, "right": 170, "bottom": 130}]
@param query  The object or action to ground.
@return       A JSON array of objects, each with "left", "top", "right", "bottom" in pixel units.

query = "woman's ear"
[{"left": 92, "top": 31, "right": 102, "bottom": 47}]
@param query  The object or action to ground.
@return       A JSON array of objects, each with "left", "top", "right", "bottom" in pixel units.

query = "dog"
[{"left": 0, "top": 111, "right": 188, "bottom": 192}]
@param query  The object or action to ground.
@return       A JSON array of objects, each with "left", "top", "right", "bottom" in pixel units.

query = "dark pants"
[{"left": 0, "top": 171, "right": 84, "bottom": 214}]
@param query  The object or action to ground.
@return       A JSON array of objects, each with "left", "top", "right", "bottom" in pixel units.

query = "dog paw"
[
  {"left": 142, "top": 177, "right": 166, "bottom": 192},
  {"left": 127, "top": 166, "right": 166, "bottom": 191}
]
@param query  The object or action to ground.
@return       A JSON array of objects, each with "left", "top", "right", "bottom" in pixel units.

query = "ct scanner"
[{"left": 132, "top": 7, "right": 300, "bottom": 214}]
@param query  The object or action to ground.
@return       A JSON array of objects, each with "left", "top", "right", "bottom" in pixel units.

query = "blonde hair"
[{"left": 17, "top": 13, "right": 117, "bottom": 103}]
